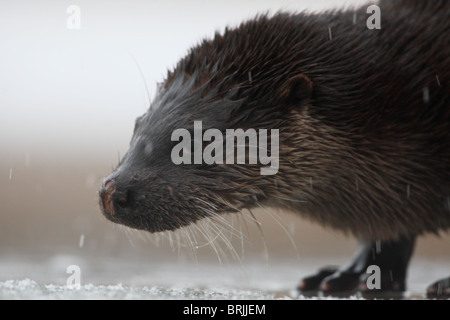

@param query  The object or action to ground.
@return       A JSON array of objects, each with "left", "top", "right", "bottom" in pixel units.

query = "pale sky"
[{"left": 0, "top": 0, "right": 371, "bottom": 165}]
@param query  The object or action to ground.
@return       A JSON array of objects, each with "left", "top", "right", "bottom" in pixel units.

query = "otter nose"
[{"left": 99, "top": 179, "right": 132, "bottom": 217}]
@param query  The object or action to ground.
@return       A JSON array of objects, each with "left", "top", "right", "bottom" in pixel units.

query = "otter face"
[
  {"left": 98, "top": 16, "right": 313, "bottom": 233},
  {"left": 98, "top": 79, "right": 270, "bottom": 233},
  {"left": 98, "top": 89, "right": 260, "bottom": 232}
]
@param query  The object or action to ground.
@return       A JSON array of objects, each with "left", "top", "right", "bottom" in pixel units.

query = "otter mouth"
[{"left": 98, "top": 177, "right": 210, "bottom": 233}]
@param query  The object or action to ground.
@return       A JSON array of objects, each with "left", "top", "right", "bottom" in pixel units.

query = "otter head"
[{"left": 99, "top": 15, "right": 313, "bottom": 233}]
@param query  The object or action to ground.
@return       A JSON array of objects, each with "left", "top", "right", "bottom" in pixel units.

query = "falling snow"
[
  {"left": 436, "top": 75, "right": 441, "bottom": 87},
  {"left": 79, "top": 234, "right": 85, "bottom": 248},
  {"left": 422, "top": 87, "right": 430, "bottom": 103},
  {"left": 375, "top": 240, "right": 381, "bottom": 254}
]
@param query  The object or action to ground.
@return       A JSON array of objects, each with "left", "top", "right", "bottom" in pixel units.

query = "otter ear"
[{"left": 279, "top": 74, "right": 313, "bottom": 109}]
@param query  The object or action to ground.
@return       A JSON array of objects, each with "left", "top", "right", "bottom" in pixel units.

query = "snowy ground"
[{"left": 1, "top": 253, "right": 449, "bottom": 300}]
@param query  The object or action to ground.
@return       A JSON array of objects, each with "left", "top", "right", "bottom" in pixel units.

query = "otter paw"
[
  {"left": 426, "top": 277, "right": 450, "bottom": 299},
  {"left": 297, "top": 266, "right": 339, "bottom": 297},
  {"left": 319, "top": 271, "right": 361, "bottom": 298}
]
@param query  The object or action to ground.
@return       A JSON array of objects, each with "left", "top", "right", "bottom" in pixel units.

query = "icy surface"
[
  {"left": 0, "top": 254, "right": 296, "bottom": 300},
  {"left": 0, "top": 279, "right": 276, "bottom": 300},
  {"left": 1, "top": 253, "right": 448, "bottom": 300}
]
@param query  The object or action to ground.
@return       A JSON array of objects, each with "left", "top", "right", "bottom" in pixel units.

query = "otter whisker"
[
  {"left": 206, "top": 215, "right": 250, "bottom": 281},
  {"left": 188, "top": 223, "right": 201, "bottom": 248},
  {"left": 192, "top": 220, "right": 224, "bottom": 265},
  {"left": 255, "top": 201, "right": 300, "bottom": 259},
  {"left": 173, "top": 230, "right": 181, "bottom": 255},
  {"left": 155, "top": 230, "right": 163, "bottom": 247},
  {"left": 167, "top": 231, "right": 174, "bottom": 251},
  {"left": 195, "top": 197, "right": 218, "bottom": 210},
  {"left": 206, "top": 217, "right": 242, "bottom": 263},
  {"left": 180, "top": 227, "right": 198, "bottom": 262},
  {"left": 203, "top": 218, "right": 232, "bottom": 263},
  {"left": 207, "top": 210, "right": 246, "bottom": 240},
  {"left": 119, "top": 225, "right": 137, "bottom": 248},
  {"left": 236, "top": 213, "right": 246, "bottom": 260},
  {"left": 275, "top": 196, "right": 308, "bottom": 203},
  {"left": 232, "top": 214, "right": 246, "bottom": 259},
  {"left": 192, "top": 221, "right": 221, "bottom": 249},
  {"left": 166, "top": 229, "right": 191, "bottom": 254},
  {"left": 196, "top": 216, "right": 237, "bottom": 265},
  {"left": 126, "top": 50, "right": 152, "bottom": 108},
  {"left": 247, "top": 208, "right": 269, "bottom": 263},
  {"left": 216, "top": 197, "right": 241, "bottom": 212},
  {"left": 195, "top": 210, "right": 240, "bottom": 263},
  {"left": 198, "top": 206, "right": 244, "bottom": 239},
  {"left": 135, "top": 226, "right": 158, "bottom": 247},
  {"left": 134, "top": 227, "right": 152, "bottom": 245}
]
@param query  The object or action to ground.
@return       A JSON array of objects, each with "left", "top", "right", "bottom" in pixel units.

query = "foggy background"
[{"left": 0, "top": 0, "right": 448, "bottom": 291}]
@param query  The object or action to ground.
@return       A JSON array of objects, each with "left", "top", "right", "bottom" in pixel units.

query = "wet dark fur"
[{"left": 100, "top": 0, "right": 450, "bottom": 242}]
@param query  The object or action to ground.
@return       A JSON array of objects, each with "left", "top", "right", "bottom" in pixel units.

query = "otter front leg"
[{"left": 297, "top": 237, "right": 416, "bottom": 298}]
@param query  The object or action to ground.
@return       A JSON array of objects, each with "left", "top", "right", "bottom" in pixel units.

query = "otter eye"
[{"left": 144, "top": 142, "right": 154, "bottom": 157}]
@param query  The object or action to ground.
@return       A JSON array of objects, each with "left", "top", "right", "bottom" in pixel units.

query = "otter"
[{"left": 99, "top": 0, "right": 450, "bottom": 299}]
